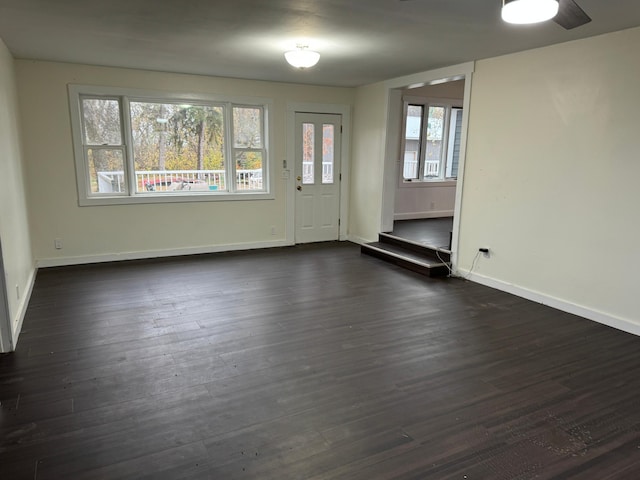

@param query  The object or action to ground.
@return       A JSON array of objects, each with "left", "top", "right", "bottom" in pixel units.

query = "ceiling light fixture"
[
  {"left": 501, "top": 0, "right": 559, "bottom": 24},
  {"left": 284, "top": 45, "right": 320, "bottom": 69}
]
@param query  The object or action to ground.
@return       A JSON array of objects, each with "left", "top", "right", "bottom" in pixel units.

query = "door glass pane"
[
  {"left": 82, "top": 98, "right": 122, "bottom": 145},
  {"left": 129, "top": 102, "right": 226, "bottom": 193},
  {"left": 302, "top": 123, "right": 314, "bottom": 184},
  {"left": 425, "top": 106, "right": 445, "bottom": 178},
  {"left": 403, "top": 105, "right": 422, "bottom": 179},
  {"left": 322, "top": 124, "right": 334, "bottom": 184},
  {"left": 235, "top": 151, "right": 263, "bottom": 191},
  {"left": 87, "top": 148, "right": 126, "bottom": 194}
]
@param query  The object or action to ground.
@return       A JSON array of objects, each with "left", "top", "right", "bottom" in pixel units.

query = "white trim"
[
  {"left": 398, "top": 180, "right": 457, "bottom": 189},
  {"left": 37, "top": 239, "right": 293, "bottom": 268},
  {"left": 403, "top": 96, "right": 464, "bottom": 108},
  {"left": 68, "top": 84, "right": 276, "bottom": 206},
  {"left": 394, "top": 210, "right": 454, "bottom": 220},
  {"left": 10, "top": 267, "right": 36, "bottom": 350},
  {"left": 384, "top": 62, "right": 474, "bottom": 90},
  {"left": 74, "top": 191, "right": 276, "bottom": 206},
  {"left": 286, "top": 102, "right": 352, "bottom": 244},
  {"left": 449, "top": 74, "right": 474, "bottom": 272},
  {"left": 459, "top": 270, "right": 640, "bottom": 337}
]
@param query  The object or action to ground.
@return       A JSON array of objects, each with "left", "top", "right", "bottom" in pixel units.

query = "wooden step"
[
  {"left": 378, "top": 232, "right": 451, "bottom": 262},
  {"left": 361, "top": 240, "right": 451, "bottom": 277}
]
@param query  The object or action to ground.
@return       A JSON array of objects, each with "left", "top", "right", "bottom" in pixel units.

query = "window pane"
[
  {"left": 233, "top": 107, "right": 262, "bottom": 148},
  {"left": 235, "top": 152, "right": 263, "bottom": 191},
  {"left": 302, "top": 123, "right": 315, "bottom": 184},
  {"left": 322, "top": 124, "right": 334, "bottom": 184},
  {"left": 425, "top": 106, "right": 445, "bottom": 178},
  {"left": 82, "top": 98, "right": 122, "bottom": 145},
  {"left": 129, "top": 102, "right": 225, "bottom": 193},
  {"left": 87, "top": 148, "right": 126, "bottom": 194},
  {"left": 403, "top": 105, "right": 422, "bottom": 179}
]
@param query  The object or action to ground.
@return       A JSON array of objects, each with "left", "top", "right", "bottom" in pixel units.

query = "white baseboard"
[
  {"left": 459, "top": 270, "right": 640, "bottom": 337},
  {"left": 11, "top": 265, "right": 37, "bottom": 349},
  {"left": 37, "top": 239, "right": 294, "bottom": 268},
  {"left": 394, "top": 210, "right": 454, "bottom": 221},
  {"left": 347, "top": 234, "right": 374, "bottom": 246}
]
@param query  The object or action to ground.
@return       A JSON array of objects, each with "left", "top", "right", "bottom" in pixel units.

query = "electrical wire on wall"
[
  {"left": 436, "top": 248, "right": 483, "bottom": 279},
  {"left": 462, "top": 250, "right": 482, "bottom": 280}
]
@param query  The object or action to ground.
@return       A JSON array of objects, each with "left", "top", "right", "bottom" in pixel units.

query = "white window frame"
[
  {"left": 400, "top": 95, "right": 462, "bottom": 185},
  {"left": 69, "top": 84, "right": 274, "bottom": 206}
]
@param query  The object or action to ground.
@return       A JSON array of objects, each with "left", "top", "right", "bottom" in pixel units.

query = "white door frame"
[
  {"left": 286, "top": 102, "right": 351, "bottom": 244},
  {"left": 379, "top": 62, "right": 475, "bottom": 272},
  {"left": 0, "top": 239, "right": 14, "bottom": 352}
]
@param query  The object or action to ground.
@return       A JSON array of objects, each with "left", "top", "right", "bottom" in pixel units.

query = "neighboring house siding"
[{"left": 451, "top": 109, "right": 463, "bottom": 177}]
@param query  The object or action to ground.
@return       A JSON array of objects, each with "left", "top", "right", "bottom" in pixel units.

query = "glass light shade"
[
  {"left": 502, "top": 0, "right": 559, "bottom": 24},
  {"left": 284, "top": 48, "right": 320, "bottom": 69}
]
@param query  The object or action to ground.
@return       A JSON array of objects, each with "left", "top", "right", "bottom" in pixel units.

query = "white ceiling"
[{"left": 0, "top": 0, "right": 639, "bottom": 87}]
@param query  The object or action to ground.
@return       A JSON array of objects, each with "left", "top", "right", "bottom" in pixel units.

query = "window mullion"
[
  {"left": 225, "top": 103, "right": 236, "bottom": 192},
  {"left": 419, "top": 105, "right": 429, "bottom": 180},
  {"left": 440, "top": 106, "right": 451, "bottom": 180},
  {"left": 121, "top": 96, "right": 135, "bottom": 195}
]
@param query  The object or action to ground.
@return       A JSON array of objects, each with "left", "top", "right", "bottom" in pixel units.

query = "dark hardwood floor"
[
  {"left": 2, "top": 241, "right": 640, "bottom": 479},
  {"left": 392, "top": 218, "right": 454, "bottom": 251}
]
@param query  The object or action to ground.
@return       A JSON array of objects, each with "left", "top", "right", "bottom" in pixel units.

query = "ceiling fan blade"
[{"left": 553, "top": 0, "right": 592, "bottom": 30}]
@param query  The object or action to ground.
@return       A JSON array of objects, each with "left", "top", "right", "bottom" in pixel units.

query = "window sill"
[
  {"left": 78, "top": 191, "right": 275, "bottom": 206},
  {"left": 399, "top": 179, "right": 457, "bottom": 189}
]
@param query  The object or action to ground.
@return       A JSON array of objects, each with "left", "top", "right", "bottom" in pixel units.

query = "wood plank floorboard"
[{"left": 1, "top": 241, "right": 640, "bottom": 479}]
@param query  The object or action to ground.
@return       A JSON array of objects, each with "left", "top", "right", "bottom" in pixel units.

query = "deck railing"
[
  {"left": 403, "top": 159, "right": 440, "bottom": 179},
  {"left": 302, "top": 162, "right": 334, "bottom": 183},
  {"left": 96, "top": 169, "right": 263, "bottom": 193}
]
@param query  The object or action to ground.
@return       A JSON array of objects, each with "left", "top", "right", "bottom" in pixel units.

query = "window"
[
  {"left": 69, "top": 85, "right": 271, "bottom": 205},
  {"left": 401, "top": 97, "right": 462, "bottom": 182},
  {"left": 301, "top": 122, "right": 335, "bottom": 185}
]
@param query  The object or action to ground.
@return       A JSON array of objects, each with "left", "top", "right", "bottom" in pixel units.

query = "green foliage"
[
  {"left": 84, "top": 99, "right": 263, "bottom": 175},
  {"left": 130, "top": 102, "right": 225, "bottom": 171}
]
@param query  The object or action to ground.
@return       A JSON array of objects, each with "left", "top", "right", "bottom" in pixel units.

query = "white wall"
[
  {"left": 0, "top": 39, "right": 35, "bottom": 351},
  {"left": 394, "top": 80, "right": 464, "bottom": 220},
  {"left": 348, "top": 82, "right": 388, "bottom": 243},
  {"left": 459, "top": 26, "right": 640, "bottom": 331},
  {"left": 15, "top": 61, "right": 354, "bottom": 265}
]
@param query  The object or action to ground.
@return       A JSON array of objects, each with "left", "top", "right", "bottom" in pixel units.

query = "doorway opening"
[
  {"left": 391, "top": 79, "right": 465, "bottom": 252},
  {"left": 379, "top": 63, "right": 474, "bottom": 272}
]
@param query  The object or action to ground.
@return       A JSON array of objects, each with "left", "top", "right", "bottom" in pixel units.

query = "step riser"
[
  {"left": 378, "top": 233, "right": 451, "bottom": 262},
  {"left": 361, "top": 245, "right": 450, "bottom": 278}
]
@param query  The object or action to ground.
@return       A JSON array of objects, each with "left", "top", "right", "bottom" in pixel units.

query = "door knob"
[{"left": 297, "top": 185, "right": 302, "bottom": 191}]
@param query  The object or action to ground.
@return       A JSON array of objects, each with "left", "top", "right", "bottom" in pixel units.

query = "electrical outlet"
[
  {"left": 479, "top": 247, "right": 490, "bottom": 258},
  {"left": 430, "top": 201, "right": 435, "bottom": 210},
  {"left": 270, "top": 226, "right": 276, "bottom": 236},
  {"left": 16, "top": 284, "right": 19, "bottom": 300},
  {"left": 54, "top": 238, "right": 62, "bottom": 250}
]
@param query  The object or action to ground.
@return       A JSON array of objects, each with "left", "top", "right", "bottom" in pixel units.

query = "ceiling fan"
[
  {"left": 399, "top": 0, "right": 592, "bottom": 30},
  {"left": 548, "top": 0, "right": 592, "bottom": 30}
]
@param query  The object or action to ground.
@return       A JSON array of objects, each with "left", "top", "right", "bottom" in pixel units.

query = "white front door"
[{"left": 294, "top": 113, "right": 342, "bottom": 243}]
